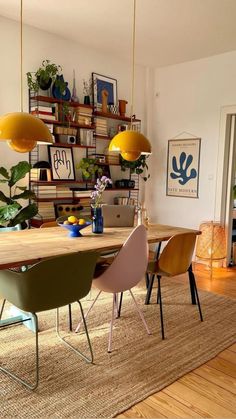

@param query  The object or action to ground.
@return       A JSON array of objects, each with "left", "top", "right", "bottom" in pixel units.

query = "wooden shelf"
[
  {"left": 31, "top": 180, "right": 95, "bottom": 186},
  {"left": 96, "top": 162, "right": 120, "bottom": 167},
  {"left": 51, "top": 143, "right": 95, "bottom": 149},
  {"left": 95, "top": 135, "right": 111, "bottom": 140},
  {"left": 35, "top": 197, "right": 85, "bottom": 202},
  {"left": 94, "top": 111, "right": 141, "bottom": 123},
  {"left": 30, "top": 95, "right": 93, "bottom": 109}
]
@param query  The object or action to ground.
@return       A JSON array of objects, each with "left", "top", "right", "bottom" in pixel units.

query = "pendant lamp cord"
[
  {"left": 20, "top": 0, "right": 23, "bottom": 112},
  {"left": 130, "top": 0, "right": 136, "bottom": 128}
]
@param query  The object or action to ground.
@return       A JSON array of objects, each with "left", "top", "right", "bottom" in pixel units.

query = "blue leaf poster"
[{"left": 166, "top": 138, "right": 201, "bottom": 198}]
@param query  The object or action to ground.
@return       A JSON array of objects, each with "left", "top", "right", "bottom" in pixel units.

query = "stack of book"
[
  {"left": 115, "top": 197, "right": 136, "bottom": 205},
  {"left": 32, "top": 185, "right": 56, "bottom": 198},
  {"left": 30, "top": 104, "right": 57, "bottom": 121},
  {"left": 56, "top": 186, "right": 73, "bottom": 198},
  {"left": 33, "top": 202, "right": 55, "bottom": 221},
  {"left": 76, "top": 106, "right": 93, "bottom": 126},
  {"left": 95, "top": 118, "right": 108, "bottom": 136},
  {"left": 73, "top": 190, "right": 92, "bottom": 199}
]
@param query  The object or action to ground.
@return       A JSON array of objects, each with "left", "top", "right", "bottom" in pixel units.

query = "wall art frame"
[
  {"left": 166, "top": 138, "right": 201, "bottom": 198},
  {"left": 48, "top": 145, "right": 75, "bottom": 181},
  {"left": 92, "top": 72, "right": 117, "bottom": 109}
]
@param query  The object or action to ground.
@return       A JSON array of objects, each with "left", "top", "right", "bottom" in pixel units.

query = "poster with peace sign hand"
[{"left": 48, "top": 146, "right": 75, "bottom": 180}]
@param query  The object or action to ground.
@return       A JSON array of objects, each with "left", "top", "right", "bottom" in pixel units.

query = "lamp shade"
[
  {"left": 32, "top": 160, "right": 52, "bottom": 181},
  {"left": 109, "top": 130, "right": 151, "bottom": 162},
  {"left": 196, "top": 221, "right": 226, "bottom": 261},
  {"left": 0, "top": 112, "right": 53, "bottom": 153}
]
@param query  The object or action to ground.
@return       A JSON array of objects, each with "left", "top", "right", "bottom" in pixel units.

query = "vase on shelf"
[
  {"left": 84, "top": 95, "right": 90, "bottom": 105},
  {"left": 92, "top": 206, "right": 103, "bottom": 234}
]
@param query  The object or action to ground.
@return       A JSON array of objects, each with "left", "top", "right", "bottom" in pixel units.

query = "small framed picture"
[
  {"left": 92, "top": 72, "right": 117, "bottom": 108},
  {"left": 48, "top": 145, "right": 75, "bottom": 181}
]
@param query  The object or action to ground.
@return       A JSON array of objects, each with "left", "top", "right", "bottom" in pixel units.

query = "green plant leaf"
[
  {"left": 0, "top": 191, "right": 12, "bottom": 204},
  {"left": 10, "top": 203, "right": 38, "bottom": 227},
  {"left": 0, "top": 203, "right": 20, "bottom": 224},
  {"left": 0, "top": 179, "right": 9, "bottom": 183},
  {"left": 16, "top": 186, "right": 27, "bottom": 191},
  {"left": 11, "top": 190, "right": 36, "bottom": 200},
  {"left": 0, "top": 167, "right": 9, "bottom": 179},
  {"left": 9, "top": 161, "right": 31, "bottom": 187}
]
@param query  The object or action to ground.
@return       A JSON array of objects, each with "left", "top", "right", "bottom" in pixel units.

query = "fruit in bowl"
[{"left": 57, "top": 215, "right": 91, "bottom": 237}]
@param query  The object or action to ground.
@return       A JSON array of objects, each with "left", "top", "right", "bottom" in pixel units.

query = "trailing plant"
[
  {"left": 120, "top": 155, "right": 150, "bottom": 181},
  {"left": 77, "top": 158, "right": 103, "bottom": 180},
  {"left": 27, "top": 60, "right": 63, "bottom": 92},
  {"left": 0, "top": 161, "right": 38, "bottom": 228}
]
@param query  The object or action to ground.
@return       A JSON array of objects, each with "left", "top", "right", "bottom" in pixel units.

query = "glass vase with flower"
[{"left": 91, "top": 176, "right": 112, "bottom": 234}]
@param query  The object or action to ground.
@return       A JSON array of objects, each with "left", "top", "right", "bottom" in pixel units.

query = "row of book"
[
  {"left": 33, "top": 202, "right": 56, "bottom": 220},
  {"left": 76, "top": 106, "right": 93, "bottom": 126},
  {"left": 95, "top": 117, "right": 108, "bottom": 136},
  {"left": 31, "top": 104, "right": 57, "bottom": 121},
  {"left": 114, "top": 197, "right": 136, "bottom": 206},
  {"left": 32, "top": 185, "right": 73, "bottom": 198}
]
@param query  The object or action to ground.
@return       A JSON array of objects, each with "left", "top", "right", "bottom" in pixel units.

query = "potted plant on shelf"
[
  {"left": 27, "top": 60, "right": 64, "bottom": 92},
  {"left": 120, "top": 155, "right": 150, "bottom": 181},
  {"left": 0, "top": 161, "right": 38, "bottom": 231},
  {"left": 77, "top": 158, "right": 103, "bottom": 181}
]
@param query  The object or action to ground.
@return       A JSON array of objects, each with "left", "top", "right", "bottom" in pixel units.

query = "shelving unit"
[{"left": 29, "top": 93, "right": 141, "bottom": 226}]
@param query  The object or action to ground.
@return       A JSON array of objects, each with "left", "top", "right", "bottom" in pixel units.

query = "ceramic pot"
[{"left": 37, "top": 76, "right": 52, "bottom": 91}]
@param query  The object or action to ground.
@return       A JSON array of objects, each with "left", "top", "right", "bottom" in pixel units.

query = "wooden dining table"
[{"left": 0, "top": 223, "right": 200, "bottom": 328}]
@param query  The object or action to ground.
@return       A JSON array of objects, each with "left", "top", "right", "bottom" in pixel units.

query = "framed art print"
[
  {"left": 92, "top": 72, "right": 117, "bottom": 108},
  {"left": 166, "top": 138, "right": 201, "bottom": 198},
  {"left": 48, "top": 146, "right": 75, "bottom": 181}
]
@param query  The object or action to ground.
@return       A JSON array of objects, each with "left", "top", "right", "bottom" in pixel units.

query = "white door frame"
[{"left": 216, "top": 105, "right": 236, "bottom": 265}]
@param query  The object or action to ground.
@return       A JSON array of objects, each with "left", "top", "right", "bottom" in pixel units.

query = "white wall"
[
  {"left": 0, "top": 16, "right": 146, "bottom": 177},
  {"left": 146, "top": 50, "right": 236, "bottom": 229}
]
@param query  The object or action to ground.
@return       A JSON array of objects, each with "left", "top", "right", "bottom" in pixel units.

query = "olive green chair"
[{"left": 0, "top": 251, "right": 98, "bottom": 390}]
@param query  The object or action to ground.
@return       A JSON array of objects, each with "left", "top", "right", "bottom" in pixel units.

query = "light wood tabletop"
[{"left": 0, "top": 224, "right": 200, "bottom": 269}]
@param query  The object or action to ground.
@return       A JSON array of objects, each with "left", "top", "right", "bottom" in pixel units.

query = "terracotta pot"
[{"left": 119, "top": 100, "right": 128, "bottom": 117}]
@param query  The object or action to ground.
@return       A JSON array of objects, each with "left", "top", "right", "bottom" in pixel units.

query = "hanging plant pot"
[{"left": 37, "top": 76, "right": 52, "bottom": 91}]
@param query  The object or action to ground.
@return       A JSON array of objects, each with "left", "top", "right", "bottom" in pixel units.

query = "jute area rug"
[{"left": 1, "top": 279, "right": 236, "bottom": 418}]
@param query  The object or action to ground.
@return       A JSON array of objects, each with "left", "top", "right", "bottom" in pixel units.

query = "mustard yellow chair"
[
  {"left": 145, "top": 233, "right": 203, "bottom": 339},
  {"left": 0, "top": 251, "right": 98, "bottom": 390}
]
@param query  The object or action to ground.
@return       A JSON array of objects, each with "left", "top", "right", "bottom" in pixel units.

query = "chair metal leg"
[
  {"left": 117, "top": 292, "right": 123, "bottom": 318},
  {"left": 145, "top": 272, "right": 150, "bottom": 289},
  {"left": 0, "top": 313, "right": 39, "bottom": 390},
  {"left": 108, "top": 294, "right": 116, "bottom": 353},
  {"left": 193, "top": 277, "right": 203, "bottom": 322},
  {"left": 157, "top": 276, "right": 165, "bottom": 340},
  {"left": 56, "top": 302, "right": 94, "bottom": 363},
  {"left": 0, "top": 299, "right": 6, "bottom": 320},
  {"left": 188, "top": 264, "right": 197, "bottom": 305},
  {"left": 157, "top": 286, "right": 160, "bottom": 304},
  {"left": 145, "top": 274, "right": 155, "bottom": 304},
  {"left": 129, "top": 289, "right": 151, "bottom": 335},
  {"left": 68, "top": 304, "right": 72, "bottom": 331},
  {"left": 75, "top": 290, "right": 102, "bottom": 333}
]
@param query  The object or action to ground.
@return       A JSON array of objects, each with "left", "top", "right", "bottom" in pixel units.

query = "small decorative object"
[
  {"left": 57, "top": 215, "right": 91, "bottom": 238},
  {"left": 71, "top": 69, "right": 79, "bottom": 102},
  {"left": 119, "top": 99, "right": 128, "bottom": 117},
  {"left": 77, "top": 158, "right": 102, "bottom": 181},
  {"left": 52, "top": 75, "right": 71, "bottom": 101},
  {"left": 83, "top": 77, "right": 92, "bottom": 105},
  {"left": 0, "top": 161, "right": 37, "bottom": 229},
  {"left": 120, "top": 155, "right": 150, "bottom": 181},
  {"left": 32, "top": 161, "right": 52, "bottom": 181},
  {"left": 101, "top": 89, "right": 109, "bottom": 113},
  {"left": 48, "top": 145, "right": 75, "bottom": 180},
  {"left": 91, "top": 176, "right": 112, "bottom": 234},
  {"left": 27, "top": 60, "right": 62, "bottom": 92},
  {"left": 115, "top": 179, "right": 135, "bottom": 188},
  {"left": 167, "top": 138, "right": 201, "bottom": 198},
  {"left": 92, "top": 72, "right": 117, "bottom": 109}
]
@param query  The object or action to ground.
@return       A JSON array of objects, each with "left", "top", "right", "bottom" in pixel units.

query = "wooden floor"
[{"left": 117, "top": 264, "right": 236, "bottom": 418}]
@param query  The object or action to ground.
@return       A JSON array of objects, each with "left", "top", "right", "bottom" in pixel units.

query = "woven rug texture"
[{"left": 1, "top": 279, "right": 236, "bottom": 418}]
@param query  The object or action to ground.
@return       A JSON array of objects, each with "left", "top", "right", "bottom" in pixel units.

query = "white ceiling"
[{"left": 1, "top": 0, "right": 236, "bottom": 68}]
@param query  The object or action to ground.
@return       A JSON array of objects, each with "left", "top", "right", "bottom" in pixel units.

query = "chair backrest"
[
  {"left": 0, "top": 252, "right": 98, "bottom": 313},
  {"left": 158, "top": 233, "right": 197, "bottom": 276},
  {"left": 102, "top": 205, "right": 135, "bottom": 227},
  {"left": 93, "top": 224, "right": 148, "bottom": 293},
  {"left": 40, "top": 221, "right": 58, "bottom": 228}
]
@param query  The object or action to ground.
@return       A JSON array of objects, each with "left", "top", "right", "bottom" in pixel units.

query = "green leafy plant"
[
  {"left": 0, "top": 161, "right": 38, "bottom": 228},
  {"left": 27, "top": 60, "right": 63, "bottom": 92},
  {"left": 77, "top": 158, "right": 103, "bottom": 180},
  {"left": 120, "top": 155, "right": 150, "bottom": 181}
]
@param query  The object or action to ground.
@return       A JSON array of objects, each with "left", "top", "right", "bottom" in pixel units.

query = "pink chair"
[{"left": 75, "top": 225, "right": 151, "bottom": 352}]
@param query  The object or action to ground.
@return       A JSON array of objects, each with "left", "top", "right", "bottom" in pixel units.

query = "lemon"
[
  {"left": 63, "top": 220, "right": 70, "bottom": 225},
  {"left": 68, "top": 215, "right": 78, "bottom": 224},
  {"left": 78, "top": 218, "right": 86, "bottom": 225}
]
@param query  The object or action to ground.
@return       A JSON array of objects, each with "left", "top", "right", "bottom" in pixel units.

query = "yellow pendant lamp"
[
  {"left": 0, "top": 0, "right": 52, "bottom": 153},
  {"left": 109, "top": 0, "right": 151, "bottom": 162}
]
